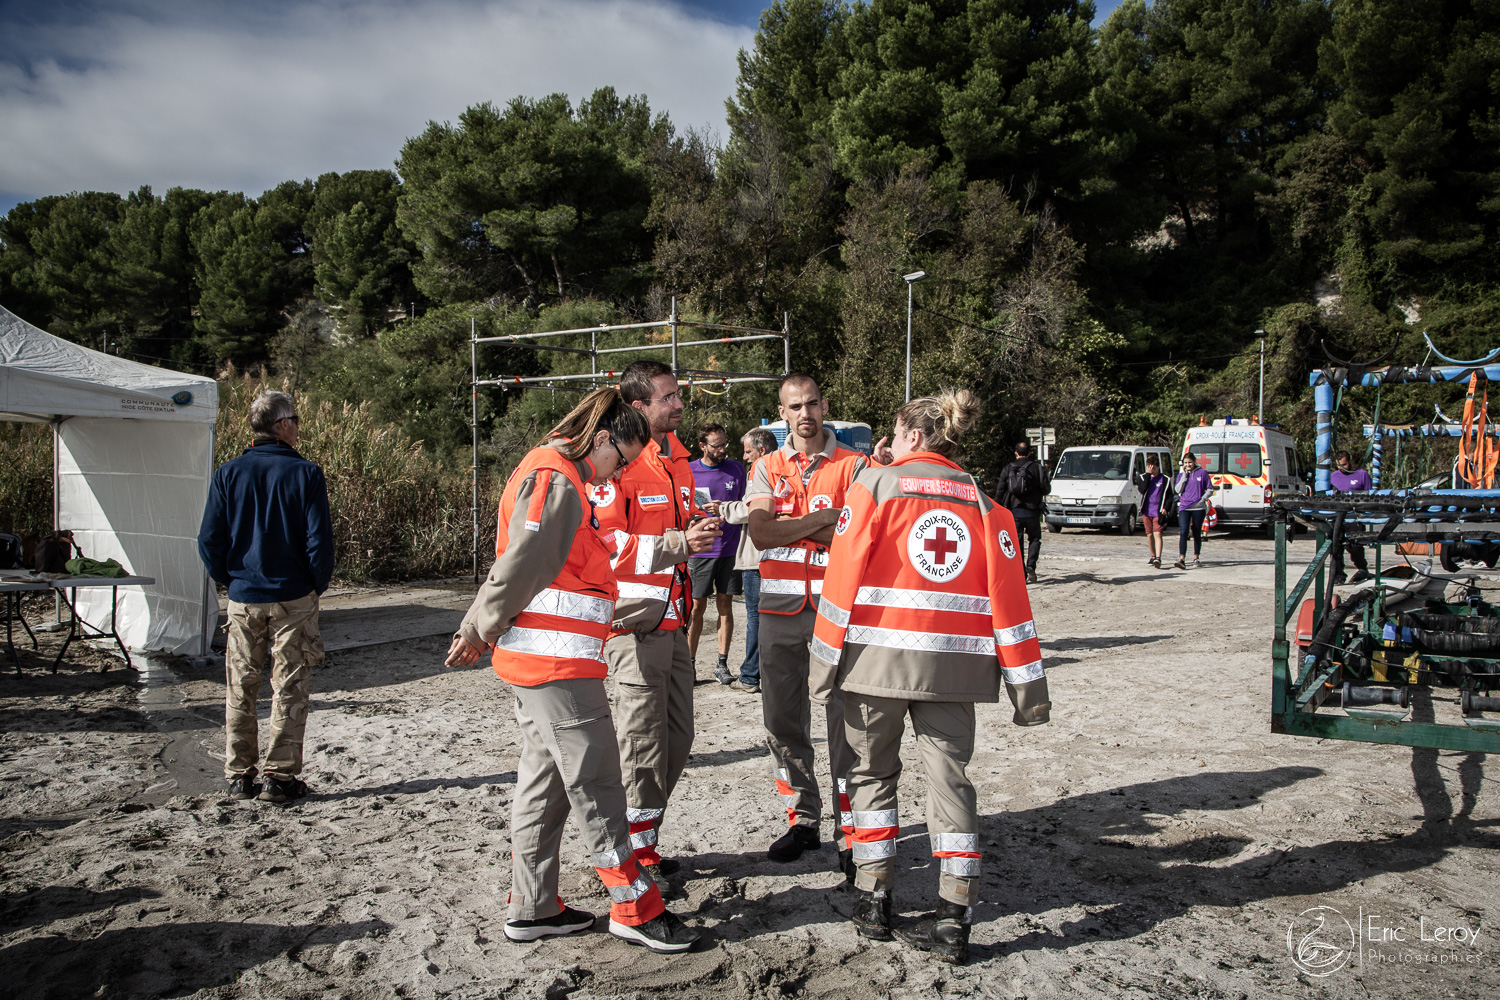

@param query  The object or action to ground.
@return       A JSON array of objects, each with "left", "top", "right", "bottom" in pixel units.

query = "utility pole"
[
  {"left": 1256, "top": 329, "right": 1266, "bottom": 422},
  {"left": 903, "top": 271, "right": 928, "bottom": 402}
]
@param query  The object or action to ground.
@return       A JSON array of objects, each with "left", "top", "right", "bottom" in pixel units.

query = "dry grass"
[{"left": 0, "top": 374, "right": 501, "bottom": 581}]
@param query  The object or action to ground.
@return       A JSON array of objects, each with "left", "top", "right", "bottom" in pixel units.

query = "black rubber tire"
[
  {"left": 1121, "top": 507, "right": 1138, "bottom": 536},
  {"left": 1047, "top": 523, "right": 1062, "bottom": 534}
]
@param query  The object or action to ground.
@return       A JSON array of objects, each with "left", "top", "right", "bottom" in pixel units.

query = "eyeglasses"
[
  {"left": 646, "top": 392, "right": 681, "bottom": 405},
  {"left": 609, "top": 437, "right": 628, "bottom": 467}
]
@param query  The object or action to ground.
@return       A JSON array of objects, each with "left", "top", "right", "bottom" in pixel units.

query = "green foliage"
[
  {"left": 0, "top": 423, "right": 53, "bottom": 537},
  {"left": 395, "top": 88, "right": 669, "bottom": 308}
]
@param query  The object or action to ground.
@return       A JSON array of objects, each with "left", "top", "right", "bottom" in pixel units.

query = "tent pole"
[
  {"left": 52, "top": 418, "right": 62, "bottom": 626},
  {"left": 472, "top": 318, "right": 479, "bottom": 586}
]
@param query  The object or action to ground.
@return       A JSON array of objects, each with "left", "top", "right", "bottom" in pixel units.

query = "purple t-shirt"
[
  {"left": 1330, "top": 468, "right": 1371, "bottom": 492},
  {"left": 1177, "top": 467, "right": 1215, "bottom": 510},
  {"left": 689, "top": 458, "right": 746, "bottom": 559},
  {"left": 1142, "top": 474, "right": 1168, "bottom": 517}
]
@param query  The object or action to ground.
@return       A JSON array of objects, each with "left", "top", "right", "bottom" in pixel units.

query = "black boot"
[
  {"left": 851, "top": 887, "right": 892, "bottom": 940},
  {"left": 895, "top": 899, "right": 971, "bottom": 964},
  {"left": 838, "top": 848, "right": 855, "bottom": 884}
]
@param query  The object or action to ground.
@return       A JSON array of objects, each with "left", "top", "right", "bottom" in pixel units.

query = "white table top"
[
  {"left": 47, "top": 576, "right": 156, "bottom": 588},
  {"left": 0, "top": 580, "right": 50, "bottom": 592}
]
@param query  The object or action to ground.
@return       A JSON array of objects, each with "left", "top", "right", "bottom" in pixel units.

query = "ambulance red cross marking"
[
  {"left": 924, "top": 526, "right": 959, "bottom": 565},
  {"left": 1234, "top": 452, "right": 1253, "bottom": 470}
]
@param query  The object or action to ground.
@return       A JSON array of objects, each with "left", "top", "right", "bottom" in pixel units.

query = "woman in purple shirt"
[{"left": 1173, "top": 450, "right": 1217, "bottom": 569}]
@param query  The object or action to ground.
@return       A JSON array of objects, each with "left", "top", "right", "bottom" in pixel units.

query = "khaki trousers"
[
  {"left": 224, "top": 592, "right": 322, "bottom": 781},
  {"left": 605, "top": 628, "right": 694, "bottom": 863},
  {"left": 760, "top": 606, "right": 853, "bottom": 844},
  {"left": 510, "top": 678, "right": 649, "bottom": 922},
  {"left": 844, "top": 693, "right": 980, "bottom": 907}
]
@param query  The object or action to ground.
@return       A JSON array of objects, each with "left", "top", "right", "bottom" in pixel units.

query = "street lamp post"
[{"left": 903, "top": 270, "right": 927, "bottom": 402}]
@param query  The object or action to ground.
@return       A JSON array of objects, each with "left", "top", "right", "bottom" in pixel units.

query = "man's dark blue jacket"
[{"left": 198, "top": 441, "right": 334, "bottom": 604}]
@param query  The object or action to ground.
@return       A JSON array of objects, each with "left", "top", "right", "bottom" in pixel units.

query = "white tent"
[{"left": 0, "top": 304, "right": 219, "bottom": 655}]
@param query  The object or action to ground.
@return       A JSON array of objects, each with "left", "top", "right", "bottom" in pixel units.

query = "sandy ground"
[{"left": 2, "top": 528, "right": 1497, "bottom": 999}]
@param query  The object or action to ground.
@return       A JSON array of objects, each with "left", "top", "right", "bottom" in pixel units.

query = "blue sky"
[{"left": 0, "top": 1, "right": 1128, "bottom": 216}]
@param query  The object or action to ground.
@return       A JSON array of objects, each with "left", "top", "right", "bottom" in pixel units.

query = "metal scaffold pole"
[{"left": 471, "top": 317, "right": 479, "bottom": 585}]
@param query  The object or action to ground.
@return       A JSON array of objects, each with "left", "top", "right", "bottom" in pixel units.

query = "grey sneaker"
[
  {"left": 714, "top": 660, "right": 734, "bottom": 685},
  {"left": 227, "top": 773, "right": 261, "bottom": 800},
  {"left": 730, "top": 679, "right": 761, "bottom": 694},
  {"left": 608, "top": 910, "right": 700, "bottom": 953},
  {"left": 504, "top": 905, "right": 596, "bottom": 942},
  {"left": 1173, "top": 559, "right": 1187, "bottom": 570},
  {"left": 1193, "top": 558, "right": 1202, "bottom": 569}
]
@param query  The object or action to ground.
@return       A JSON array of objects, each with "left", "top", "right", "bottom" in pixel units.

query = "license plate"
[{"left": 1067, "top": 517, "right": 1089, "bottom": 524}]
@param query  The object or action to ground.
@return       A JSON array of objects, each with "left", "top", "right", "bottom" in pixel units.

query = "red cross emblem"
[
  {"left": 924, "top": 526, "right": 959, "bottom": 564},
  {"left": 1234, "top": 451, "right": 1253, "bottom": 470}
]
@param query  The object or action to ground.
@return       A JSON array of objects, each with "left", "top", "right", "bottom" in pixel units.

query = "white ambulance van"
[
  {"left": 1180, "top": 418, "right": 1303, "bottom": 531},
  {"left": 1043, "top": 445, "right": 1176, "bottom": 535}
]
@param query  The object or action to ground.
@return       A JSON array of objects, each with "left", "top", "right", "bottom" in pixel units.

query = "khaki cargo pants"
[
  {"left": 605, "top": 628, "right": 694, "bottom": 864},
  {"left": 845, "top": 693, "right": 980, "bottom": 907},
  {"left": 224, "top": 592, "right": 323, "bottom": 781},
  {"left": 760, "top": 605, "right": 853, "bottom": 846}
]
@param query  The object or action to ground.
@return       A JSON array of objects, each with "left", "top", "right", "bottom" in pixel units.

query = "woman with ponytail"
[
  {"left": 809, "top": 389, "right": 1051, "bottom": 964},
  {"left": 445, "top": 386, "right": 700, "bottom": 953}
]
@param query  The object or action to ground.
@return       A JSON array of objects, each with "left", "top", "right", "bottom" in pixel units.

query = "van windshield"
[{"left": 1054, "top": 450, "right": 1132, "bottom": 480}]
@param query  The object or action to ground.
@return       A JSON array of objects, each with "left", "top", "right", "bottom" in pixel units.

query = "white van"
[
  {"left": 1180, "top": 418, "right": 1304, "bottom": 530},
  {"left": 1043, "top": 445, "right": 1176, "bottom": 534}
]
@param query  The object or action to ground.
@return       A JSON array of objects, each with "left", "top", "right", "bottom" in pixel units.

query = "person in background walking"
[
  {"left": 688, "top": 422, "right": 746, "bottom": 684},
  {"left": 1134, "top": 455, "right": 1174, "bottom": 569},
  {"left": 445, "top": 387, "right": 698, "bottom": 952},
  {"left": 717, "top": 426, "right": 777, "bottom": 693},
  {"left": 198, "top": 390, "right": 333, "bottom": 805},
  {"left": 1330, "top": 449, "right": 1373, "bottom": 584},
  {"left": 995, "top": 441, "right": 1045, "bottom": 583},
  {"left": 1173, "top": 449, "right": 1217, "bottom": 570}
]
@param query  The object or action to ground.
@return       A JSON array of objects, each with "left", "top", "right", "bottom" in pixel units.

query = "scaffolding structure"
[{"left": 468, "top": 298, "right": 791, "bottom": 580}]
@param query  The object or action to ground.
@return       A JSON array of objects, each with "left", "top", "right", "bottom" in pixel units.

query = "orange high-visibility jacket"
[
  {"left": 593, "top": 432, "right": 698, "bottom": 634},
  {"left": 810, "top": 452, "right": 1050, "bottom": 723},
  {"left": 747, "top": 438, "right": 867, "bottom": 615},
  {"left": 455, "top": 442, "right": 618, "bottom": 687}
]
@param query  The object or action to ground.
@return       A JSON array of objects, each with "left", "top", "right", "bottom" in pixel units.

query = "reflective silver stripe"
[
  {"left": 760, "top": 578, "right": 806, "bottom": 595},
  {"left": 1001, "top": 660, "right": 1046, "bottom": 685},
  {"left": 634, "top": 535, "right": 656, "bottom": 576},
  {"left": 626, "top": 807, "right": 663, "bottom": 822},
  {"left": 845, "top": 625, "right": 993, "bottom": 656},
  {"left": 774, "top": 768, "right": 789, "bottom": 782},
  {"left": 808, "top": 550, "right": 829, "bottom": 568},
  {"left": 498, "top": 627, "right": 603, "bottom": 661},
  {"left": 611, "top": 530, "right": 630, "bottom": 569},
  {"left": 591, "top": 847, "right": 630, "bottom": 869},
  {"left": 856, "top": 586, "right": 992, "bottom": 617},
  {"left": 763, "top": 546, "right": 808, "bottom": 564},
  {"left": 837, "top": 778, "right": 847, "bottom": 793},
  {"left": 853, "top": 809, "right": 898, "bottom": 829},
  {"left": 994, "top": 620, "right": 1038, "bottom": 646},
  {"left": 851, "top": 839, "right": 897, "bottom": 860},
  {"left": 931, "top": 832, "right": 978, "bottom": 853},
  {"left": 606, "top": 875, "right": 653, "bottom": 903},
  {"left": 810, "top": 579, "right": 824, "bottom": 594},
  {"left": 522, "top": 588, "right": 613, "bottom": 625},
  {"left": 780, "top": 794, "right": 796, "bottom": 805},
  {"left": 820, "top": 598, "right": 850, "bottom": 628},
  {"left": 809, "top": 635, "right": 841, "bottom": 664},
  {"left": 618, "top": 582, "right": 671, "bottom": 602},
  {"left": 630, "top": 828, "right": 658, "bottom": 849},
  {"left": 841, "top": 811, "right": 854, "bottom": 827},
  {"left": 940, "top": 856, "right": 981, "bottom": 876}
]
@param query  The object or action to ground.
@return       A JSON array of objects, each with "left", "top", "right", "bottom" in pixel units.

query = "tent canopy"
[{"left": 0, "top": 305, "right": 219, "bottom": 654}]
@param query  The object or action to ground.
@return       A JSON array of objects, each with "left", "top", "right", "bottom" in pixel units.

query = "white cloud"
[{"left": 0, "top": 0, "right": 752, "bottom": 201}]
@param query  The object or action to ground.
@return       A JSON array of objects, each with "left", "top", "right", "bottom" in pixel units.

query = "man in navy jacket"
[{"left": 199, "top": 390, "right": 333, "bottom": 804}]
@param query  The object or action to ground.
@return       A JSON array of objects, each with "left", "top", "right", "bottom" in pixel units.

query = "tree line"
[{"left": 3, "top": 0, "right": 1498, "bottom": 485}]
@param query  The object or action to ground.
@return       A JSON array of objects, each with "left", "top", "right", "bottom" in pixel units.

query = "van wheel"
[
  {"left": 1047, "top": 523, "right": 1062, "bottom": 534},
  {"left": 1120, "top": 507, "right": 1137, "bottom": 536}
]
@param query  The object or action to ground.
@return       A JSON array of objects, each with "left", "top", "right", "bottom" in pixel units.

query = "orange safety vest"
[
  {"left": 811, "top": 451, "right": 1044, "bottom": 703},
  {"left": 756, "top": 443, "right": 866, "bottom": 615},
  {"left": 489, "top": 446, "right": 618, "bottom": 687},
  {"left": 593, "top": 432, "right": 698, "bottom": 634}
]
